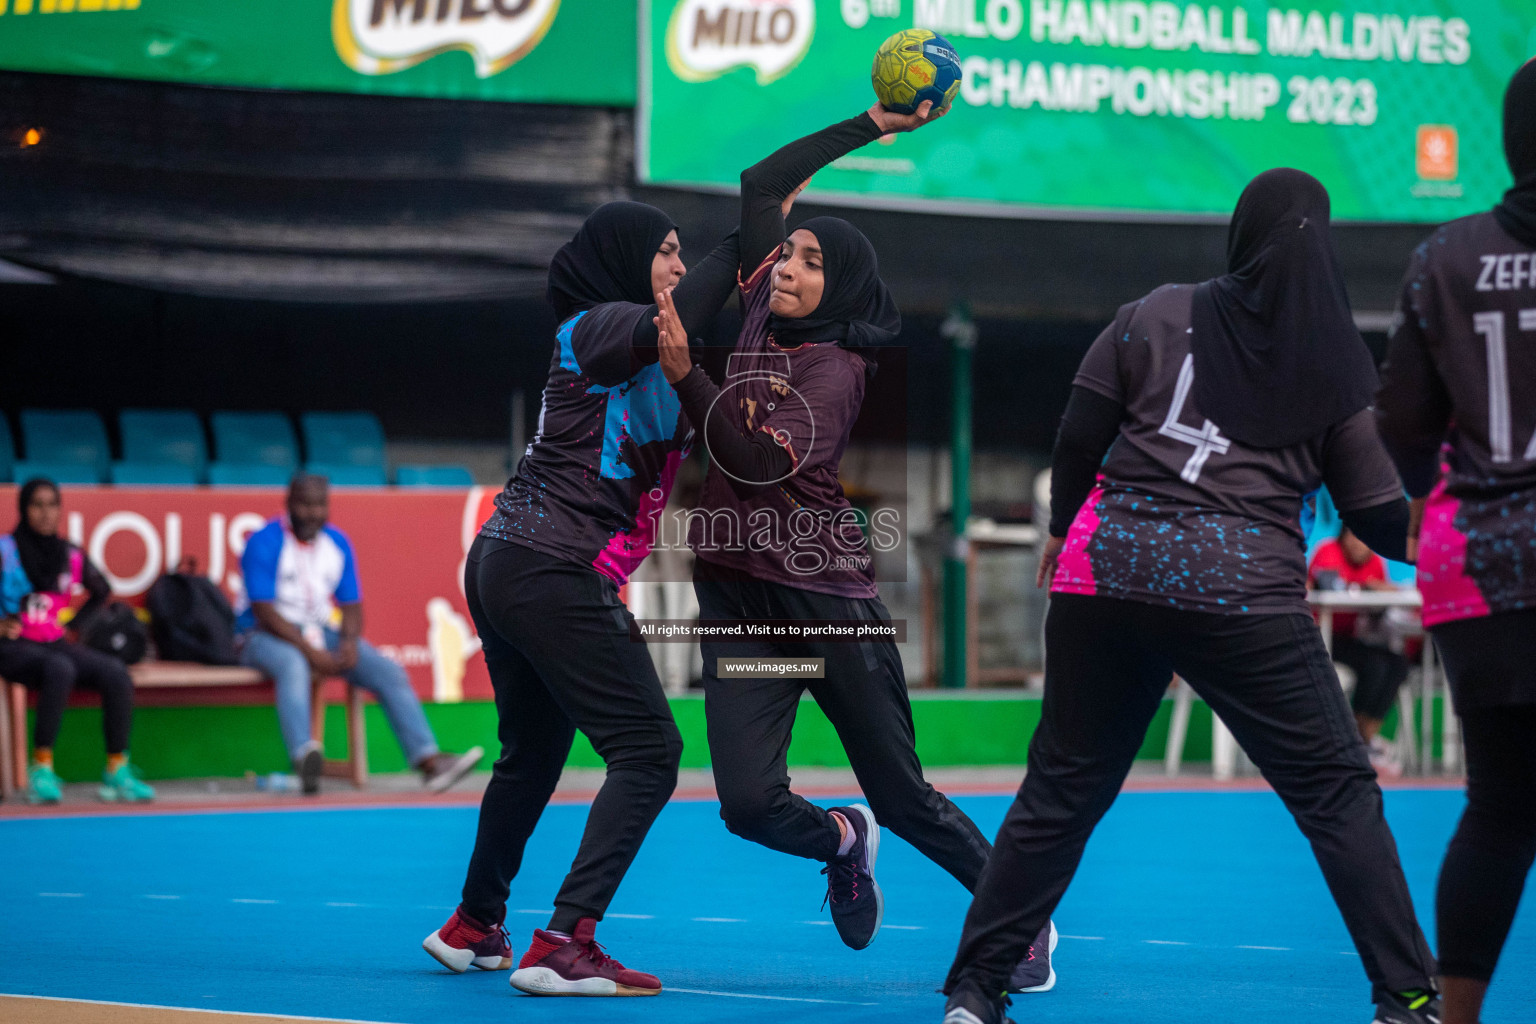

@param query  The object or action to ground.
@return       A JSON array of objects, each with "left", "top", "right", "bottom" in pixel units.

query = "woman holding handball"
[{"left": 651, "top": 31, "right": 1057, "bottom": 994}]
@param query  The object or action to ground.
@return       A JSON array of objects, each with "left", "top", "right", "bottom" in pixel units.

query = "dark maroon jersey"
[
  {"left": 687, "top": 250, "right": 877, "bottom": 598},
  {"left": 1378, "top": 212, "right": 1536, "bottom": 627},
  {"left": 1053, "top": 284, "right": 1402, "bottom": 614}
]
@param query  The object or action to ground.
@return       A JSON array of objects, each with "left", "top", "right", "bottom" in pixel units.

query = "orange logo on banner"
[{"left": 1416, "top": 126, "right": 1458, "bottom": 181}]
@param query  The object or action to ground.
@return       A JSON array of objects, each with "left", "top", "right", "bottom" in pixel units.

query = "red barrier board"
[{"left": 0, "top": 485, "right": 504, "bottom": 702}]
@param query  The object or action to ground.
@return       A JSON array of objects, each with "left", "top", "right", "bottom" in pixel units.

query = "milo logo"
[
  {"left": 333, "top": 0, "right": 561, "bottom": 77},
  {"left": 666, "top": 0, "right": 814, "bottom": 85}
]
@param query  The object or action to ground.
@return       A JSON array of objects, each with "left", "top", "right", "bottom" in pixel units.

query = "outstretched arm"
[{"left": 740, "top": 102, "right": 944, "bottom": 274}]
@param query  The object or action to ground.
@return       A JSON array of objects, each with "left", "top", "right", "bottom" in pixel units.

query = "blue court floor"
[{"left": 0, "top": 788, "right": 1529, "bottom": 1023}]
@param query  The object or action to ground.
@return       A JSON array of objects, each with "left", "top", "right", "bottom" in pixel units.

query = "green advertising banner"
[
  {"left": 0, "top": 0, "right": 636, "bottom": 106},
  {"left": 640, "top": 0, "right": 1536, "bottom": 221}
]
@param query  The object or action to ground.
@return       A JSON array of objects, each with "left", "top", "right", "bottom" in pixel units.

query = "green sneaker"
[
  {"left": 27, "top": 762, "right": 63, "bottom": 805},
  {"left": 99, "top": 761, "right": 155, "bottom": 803}
]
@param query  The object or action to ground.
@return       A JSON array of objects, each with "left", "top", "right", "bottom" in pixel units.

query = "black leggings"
[
  {"left": 945, "top": 594, "right": 1435, "bottom": 1003},
  {"left": 458, "top": 538, "right": 682, "bottom": 933},
  {"left": 0, "top": 638, "right": 134, "bottom": 753},
  {"left": 695, "top": 558, "right": 992, "bottom": 888},
  {"left": 1432, "top": 612, "right": 1536, "bottom": 983}
]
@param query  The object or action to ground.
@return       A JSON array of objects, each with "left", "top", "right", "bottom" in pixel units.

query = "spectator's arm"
[
  {"left": 251, "top": 601, "right": 321, "bottom": 661},
  {"left": 74, "top": 553, "right": 112, "bottom": 626}
]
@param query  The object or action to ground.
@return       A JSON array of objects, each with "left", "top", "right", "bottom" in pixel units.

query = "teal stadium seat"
[
  {"left": 207, "top": 463, "right": 291, "bottom": 487},
  {"left": 0, "top": 416, "right": 14, "bottom": 483},
  {"left": 395, "top": 465, "right": 474, "bottom": 487},
  {"left": 19, "top": 409, "right": 111, "bottom": 481},
  {"left": 110, "top": 462, "right": 200, "bottom": 486},
  {"left": 12, "top": 460, "right": 103, "bottom": 485},
  {"left": 303, "top": 463, "right": 387, "bottom": 487},
  {"left": 300, "top": 412, "right": 386, "bottom": 475},
  {"left": 119, "top": 409, "right": 207, "bottom": 479},
  {"left": 209, "top": 412, "right": 299, "bottom": 487}
]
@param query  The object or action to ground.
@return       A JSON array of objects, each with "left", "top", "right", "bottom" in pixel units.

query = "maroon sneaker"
[
  {"left": 422, "top": 906, "right": 513, "bottom": 973},
  {"left": 509, "top": 918, "right": 661, "bottom": 996}
]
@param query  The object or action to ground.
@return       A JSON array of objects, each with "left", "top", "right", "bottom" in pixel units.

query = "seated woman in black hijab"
[
  {"left": 938, "top": 170, "right": 1439, "bottom": 1024},
  {"left": 651, "top": 99, "right": 1057, "bottom": 996},
  {"left": 0, "top": 478, "right": 154, "bottom": 804},
  {"left": 422, "top": 201, "right": 743, "bottom": 996},
  {"left": 1376, "top": 56, "right": 1536, "bottom": 1024}
]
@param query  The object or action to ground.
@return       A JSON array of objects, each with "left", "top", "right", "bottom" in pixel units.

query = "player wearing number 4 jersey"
[
  {"left": 1375, "top": 57, "right": 1536, "bottom": 1024},
  {"left": 940, "top": 169, "right": 1438, "bottom": 1024}
]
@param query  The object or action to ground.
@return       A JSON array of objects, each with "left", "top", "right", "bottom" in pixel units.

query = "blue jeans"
[{"left": 240, "top": 629, "right": 438, "bottom": 765}]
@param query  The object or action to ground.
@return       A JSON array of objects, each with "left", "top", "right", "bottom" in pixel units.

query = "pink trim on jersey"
[
  {"left": 591, "top": 449, "right": 685, "bottom": 586},
  {"left": 18, "top": 548, "right": 84, "bottom": 644},
  {"left": 1050, "top": 482, "right": 1105, "bottom": 597},
  {"left": 1416, "top": 480, "right": 1491, "bottom": 627}
]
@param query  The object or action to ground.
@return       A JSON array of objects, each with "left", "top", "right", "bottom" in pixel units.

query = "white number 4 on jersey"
[{"left": 1160, "top": 354, "right": 1231, "bottom": 483}]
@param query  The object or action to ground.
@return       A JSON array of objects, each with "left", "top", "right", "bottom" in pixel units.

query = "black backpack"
[
  {"left": 144, "top": 573, "right": 238, "bottom": 666},
  {"left": 78, "top": 602, "right": 149, "bottom": 665}
]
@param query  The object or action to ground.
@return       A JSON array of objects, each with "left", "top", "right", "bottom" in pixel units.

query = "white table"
[{"left": 1307, "top": 588, "right": 1457, "bottom": 775}]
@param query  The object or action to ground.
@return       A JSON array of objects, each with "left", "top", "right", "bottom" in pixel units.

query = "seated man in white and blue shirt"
[{"left": 237, "top": 474, "right": 481, "bottom": 795}]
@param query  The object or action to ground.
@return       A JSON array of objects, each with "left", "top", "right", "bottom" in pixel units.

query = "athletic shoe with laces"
[
  {"left": 1006, "top": 918, "right": 1058, "bottom": 993},
  {"left": 27, "top": 763, "right": 62, "bottom": 805},
  {"left": 422, "top": 906, "right": 513, "bottom": 972},
  {"left": 98, "top": 761, "right": 154, "bottom": 802},
  {"left": 509, "top": 917, "right": 661, "bottom": 996},
  {"left": 1373, "top": 989, "right": 1441, "bottom": 1024},
  {"left": 822, "top": 803, "right": 884, "bottom": 950},
  {"left": 942, "top": 985, "right": 1016, "bottom": 1024}
]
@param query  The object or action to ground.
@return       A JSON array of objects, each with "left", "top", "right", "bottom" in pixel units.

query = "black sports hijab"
[
  {"left": 13, "top": 478, "right": 69, "bottom": 594},
  {"left": 546, "top": 201, "right": 676, "bottom": 323},
  {"left": 768, "top": 216, "right": 900, "bottom": 357},
  {"left": 1190, "top": 168, "right": 1378, "bottom": 449},
  {"left": 1494, "top": 57, "right": 1536, "bottom": 249}
]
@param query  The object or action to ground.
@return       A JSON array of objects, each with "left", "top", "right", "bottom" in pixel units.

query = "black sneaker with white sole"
[
  {"left": 942, "top": 985, "right": 1015, "bottom": 1024},
  {"left": 822, "top": 803, "right": 883, "bottom": 950},
  {"left": 1373, "top": 989, "right": 1441, "bottom": 1024},
  {"left": 1006, "top": 919, "right": 1058, "bottom": 993}
]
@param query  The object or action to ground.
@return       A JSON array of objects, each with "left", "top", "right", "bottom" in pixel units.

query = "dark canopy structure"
[{"left": 1, "top": 70, "right": 1428, "bottom": 319}]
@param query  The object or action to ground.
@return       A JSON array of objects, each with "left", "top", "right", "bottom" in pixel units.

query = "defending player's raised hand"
[{"left": 655, "top": 287, "right": 693, "bottom": 385}]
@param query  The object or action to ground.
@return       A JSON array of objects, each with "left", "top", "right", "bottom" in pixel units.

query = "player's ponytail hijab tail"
[
  {"left": 546, "top": 201, "right": 676, "bottom": 322},
  {"left": 769, "top": 215, "right": 900, "bottom": 374},
  {"left": 1189, "top": 168, "right": 1377, "bottom": 449},
  {"left": 1494, "top": 56, "right": 1536, "bottom": 249}
]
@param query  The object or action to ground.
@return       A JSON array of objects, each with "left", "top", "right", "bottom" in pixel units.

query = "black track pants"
[
  {"left": 1432, "top": 611, "right": 1536, "bottom": 983},
  {"left": 458, "top": 538, "right": 682, "bottom": 933},
  {"left": 944, "top": 593, "right": 1436, "bottom": 1003},
  {"left": 695, "top": 557, "right": 991, "bottom": 889},
  {"left": 0, "top": 638, "right": 134, "bottom": 753}
]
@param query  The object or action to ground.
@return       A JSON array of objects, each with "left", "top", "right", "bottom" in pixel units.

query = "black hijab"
[
  {"left": 546, "top": 201, "right": 676, "bottom": 323},
  {"left": 13, "top": 477, "right": 69, "bottom": 594},
  {"left": 1190, "top": 168, "right": 1378, "bottom": 449},
  {"left": 769, "top": 216, "right": 901, "bottom": 361},
  {"left": 1494, "top": 57, "right": 1536, "bottom": 249}
]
